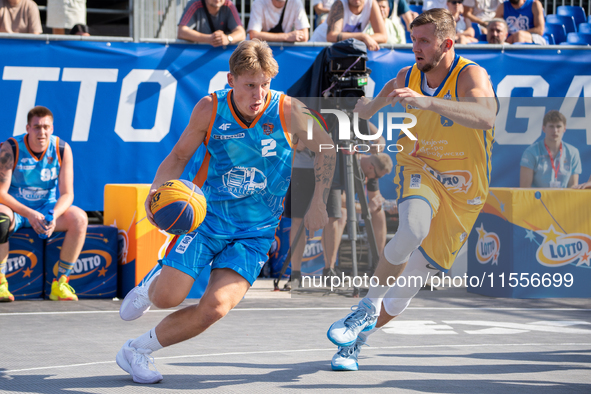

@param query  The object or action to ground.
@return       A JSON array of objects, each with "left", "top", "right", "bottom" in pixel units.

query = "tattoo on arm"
[
  {"left": 314, "top": 151, "right": 336, "bottom": 205},
  {"left": 327, "top": 1, "right": 344, "bottom": 34},
  {"left": 0, "top": 143, "right": 14, "bottom": 184}
]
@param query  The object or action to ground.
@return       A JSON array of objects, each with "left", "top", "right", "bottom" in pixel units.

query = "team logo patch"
[
  {"left": 175, "top": 235, "right": 194, "bottom": 254},
  {"left": 475, "top": 224, "right": 500, "bottom": 265},
  {"left": 409, "top": 174, "right": 421, "bottom": 189},
  {"left": 443, "top": 90, "right": 452, "bottom": 100},
  {"left": 262, "top": 123, "right": 274, "bottom": 136},
  {"left": 535, "top": 225, "right": 591, "bottom": 268}
]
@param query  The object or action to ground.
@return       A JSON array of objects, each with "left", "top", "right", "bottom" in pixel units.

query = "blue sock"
[{"left": 57, "top": 259, "right": 75, "bottom": 278}]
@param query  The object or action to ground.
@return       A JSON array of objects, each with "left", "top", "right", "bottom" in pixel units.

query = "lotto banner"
[
  {"left": 468, "top": 188, "right": 591, "bottom": 298},
  {"left": 0, "top": 39, "right": 589, "bottom": 210},
  {"left": 44, "top": 225, "right": 118, "bottom": 298},
  {"left": 5, "top": 229, "right": 44, "bottom": 299}
]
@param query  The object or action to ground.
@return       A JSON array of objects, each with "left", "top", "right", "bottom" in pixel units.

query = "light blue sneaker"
[
  {"left": 327, "top": 298, "right": 377, "bottom": 347},
  {"left": 331, "top": 337, "right": 366, "bottom": 371},
  {"left": 119, "top": 265, "right": 161, "bottom": 321}
]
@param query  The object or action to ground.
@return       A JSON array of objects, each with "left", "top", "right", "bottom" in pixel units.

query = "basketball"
[{"left": 150, "top": 179, "right": 207, "bottom": 235}]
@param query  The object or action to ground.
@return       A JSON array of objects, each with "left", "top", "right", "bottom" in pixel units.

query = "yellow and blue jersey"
[
  {"left": 192, "top": 89, "right": 293, "bottom": 240},
  {"left": 397, "top": 54, "right": 495, "bottom": 206},
  {"left": 8, "top": 134, "right": 62, "bottom": 210}
]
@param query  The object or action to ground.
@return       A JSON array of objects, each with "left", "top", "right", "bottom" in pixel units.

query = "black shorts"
[{"left": 283, "top": 168, "right": 342, "bottom": 219}]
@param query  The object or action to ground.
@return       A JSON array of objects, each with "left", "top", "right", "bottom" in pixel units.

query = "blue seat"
[
  {"left": 579, "top": 23, "right": 591, "bottom": 34},
  {"left": 409, "top": 4, "right": 423, "bottom": 14},
  {"left": 557, "top": 6, "right": 587, "bottom": 27},
  {"left": 566, "top": 32, "right": 591, "bottom": 45},
  {"left": 546, "top": 14, "right": 577, "bottom": 33},
  {"left": 544, "top": 22, "right": 567, "bottom": 44},
  {"left": 543, "top": 33, "right": 555, "bottom": 45}
]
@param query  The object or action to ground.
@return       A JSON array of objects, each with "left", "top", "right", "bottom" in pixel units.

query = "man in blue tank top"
[
  {"left": 0, "top": 106, "right": 88, "bottom": 302},
  {"left": 115, "top": 39, "right": 336, "bottom": 384},
  {"left": 495, "top": 0, "right": 546, "bottom": 44}
]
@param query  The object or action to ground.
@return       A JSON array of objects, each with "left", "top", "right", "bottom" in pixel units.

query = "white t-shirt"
[
  {"left": 422, "top": 0, "right": 448, "bottom": 11},
  {"left": 310, "top": 0, "right": 372, "bottom": 42},
  {"left": 313, "top": 0, "right": 336, "bottom": 10},
  {"left": 463, "top": 0, "right": 503, "bottom": 22},
  {"left": 247, "top": 0, "right": 310, "bottom": 33}
]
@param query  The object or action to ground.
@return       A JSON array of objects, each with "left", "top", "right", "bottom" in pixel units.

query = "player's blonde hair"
[
  {"left": 370, "top": 153, "right": 394, "bottom": 176},
  {"left": 410, "top": 8, "right": 456, "bottom": 43},
  {"left": 229, "top": 39, "right": 279, "bottom": 78}
]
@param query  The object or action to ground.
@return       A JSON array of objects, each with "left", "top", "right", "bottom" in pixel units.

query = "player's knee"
[
  {"left": 0, "top": 213, "right": 11, "bottom": 244},
  {"left": 151, "top": 291, "right": 184, "bottom": 309}
]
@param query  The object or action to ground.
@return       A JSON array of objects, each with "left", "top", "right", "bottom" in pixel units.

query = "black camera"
[{"left": 324, "top": 42, "right": 371, "bottom": 110}]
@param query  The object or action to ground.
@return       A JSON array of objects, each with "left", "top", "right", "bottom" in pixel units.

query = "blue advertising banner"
[{"left": 0, "top": 39, "right": 589, "bottom": 210}]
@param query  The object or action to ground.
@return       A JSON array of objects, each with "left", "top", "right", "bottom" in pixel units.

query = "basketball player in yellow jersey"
[{"left": 327, "top": 8, "right": 498, "bottom": 371}]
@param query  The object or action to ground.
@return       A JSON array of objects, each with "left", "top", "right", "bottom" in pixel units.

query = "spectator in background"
[
  {"left": 69, "top": 23, "right": 89, "bottom": 36},
  {"left": 0, "top": 0, "right": 42, "bottom": 34},
  {"left": 393, "top": 0, "right": 419, "bottom": 32},
  {"left": 464, "top": 0, "right": 503, "bottom": 32},
  {"left": 47, "top": 0, "right": 86, "bottom": 35},
  {"left": 311, "top": 0, "right": 387, "bottom": 51},
  {"left": 422, "top": 0, "right": 448, "bottom": 11},
  {"left": 365, "top": 0, "right": 406, "bottom": 44},
  {"left": 247, "top": 0, "right": 310, "bottom": 42},
  {"left": 447, "top": 0, "right": 478, "bottom": 43},
  {"left": 520, "top": 110, "right": 581, "bottom": 188},
  {"left": 572, "top": 175, "right": 591, "bottom": 189},
  {"left": 314, "top": 0, "right": 336, "bottom": 27},
  {"left": 486, "top": 17, "right": 508, "bottom": 43},
  {"left": 495, "top": 0, "right": 545, "bottom": 44},
  {"left": 178, "top": 0, "right": 245, "bottom": 46}
]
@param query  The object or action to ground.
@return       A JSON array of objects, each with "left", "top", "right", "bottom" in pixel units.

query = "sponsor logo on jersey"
[
  {"left": 424, "top": 165, "right": 473, "bottom": 193},
  {"left": 409, "top": 174, "right": 421, "bottom": 189},
  {"left": 220, "top": 166, "right": 267, "bottom": 198},
  {"left": 536, "top": 225, "right": 591, "bottom": 268},
  {"left": 443, "top": 90, "right": 452, "bottom": 100},
  {"left": 18, "top": 187, "right": 49, "bottom": 201},
  {"left": 175, "top": 234, "right": 194, "bottom": 254},
  {"left": 475, "top": 224, "right": 500, "bottom": 265},
  {"left": 15, "top": 164, "right": 36, "bottom": 171},
  {"left": 262, "top": 123, "right": 274, "bottom": 136},
  {"left": 213, "top": 133, "right": 245, "bottom": 140},
  {"left": 219, "top": 123, "right": 232, "bottom": 131}
]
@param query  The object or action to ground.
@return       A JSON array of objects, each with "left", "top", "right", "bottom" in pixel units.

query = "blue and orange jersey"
[
  {"left": 193, "top": 89, "right": 293, "bottom": 239},
  {"left": 399, "top": 54, "right": 495, "bottom": 204},
  {"left": 8, "top": 134, "right": 62, "bottom": 209}
]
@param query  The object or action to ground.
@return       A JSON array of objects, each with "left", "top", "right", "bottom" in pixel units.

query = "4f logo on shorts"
[
  {"left": 175, "top": 235, "right": 194, "bottom": 254},
  {"left": 410, "top": 174, "right": 421, "bottom": 189}
]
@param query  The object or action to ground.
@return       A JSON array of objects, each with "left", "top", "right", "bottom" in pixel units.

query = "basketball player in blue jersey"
[
  {"left": 0, "top": 106, "right": 88, "bottom": 302},
  {"left": 116, "top": 39, "right": 336, "bottom": 384},
  {"left": 326, "top": 8, "right": 498, "bottom": 371}
]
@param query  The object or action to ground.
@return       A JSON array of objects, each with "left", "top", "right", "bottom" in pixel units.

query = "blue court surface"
[{"left": 1, "top": 280, "right": 590, "bottom": 393}]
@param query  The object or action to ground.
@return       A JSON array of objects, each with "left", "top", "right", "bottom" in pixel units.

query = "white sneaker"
[
  {"left": 116, "top": 339, "right": 163, "bottom": 384},
  {"left": 331, "top": 337, "right": 366, "bottom": 371},
  {"left": 327, "top": 298, "right": 377, "bottom": 347},
  {"left": 119, "top": 267, "right": 161, "bottom": 321}
]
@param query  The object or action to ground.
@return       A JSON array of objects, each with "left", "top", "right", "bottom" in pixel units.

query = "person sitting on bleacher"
[
  {"left": 463, "top": 0, "right": 503, "bottom": 33},
  {"left": 447, "top": 0, "right": 478, "bottom": 43},
  {"left": 177, "top": 0, "right": 245, "bottom": 46},
  {"left": 313, "top": 0, "right": 336, "bottom": 27},
  {"left": 486, "top": 17, "right": 509, "bottom": 43},
  {"left": 495, "top": 0, "right": 546, "bottom": 44},
  {"left": 0, "top": 106, "right": 88, "bottom": 302},
  {"left": 310, "top": 0, "right": 387, "bottom": 51},
  {"left": 247, "top": 0, "right": 310, "bottom": 43},
  {"left": 364, "top": 0, "right": 406, "bottom": 44},
  {"left": 520, "top": 110, "right": 581, "bottom": 188}
]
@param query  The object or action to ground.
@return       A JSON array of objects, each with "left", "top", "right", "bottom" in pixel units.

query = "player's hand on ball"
[{"left": 144, "top": 188, "right": 159, "bottom": 227}]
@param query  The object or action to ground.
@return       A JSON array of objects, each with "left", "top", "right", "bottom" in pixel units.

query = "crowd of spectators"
[{"left": 0, "top": 0, "right": 89, "bottom": 35}]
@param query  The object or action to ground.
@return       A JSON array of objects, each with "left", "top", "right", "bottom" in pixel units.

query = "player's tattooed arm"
[{"left": 0, "top": 142, "right": 14, "bottom": 185}]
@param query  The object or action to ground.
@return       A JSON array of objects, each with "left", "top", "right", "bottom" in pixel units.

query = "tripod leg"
[
  {"left": 273, "top": 212, "right": 308, "bottom": 291},
  {"left": 353, "top": 155, "right": 380, "bottom": 270}
]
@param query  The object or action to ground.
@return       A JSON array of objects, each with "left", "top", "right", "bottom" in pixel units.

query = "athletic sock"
[
  {"left": 0, "top": 257, "right": 6, "bottom": 276},
  {"left": 57, "top": 259, "right": 75, "bottom": 278},
  {"left": 358, "top": 326, "right": 380, "bottom": 343},
  {"left": 131, "top": 328, "right": 163, "bottom": 352}
]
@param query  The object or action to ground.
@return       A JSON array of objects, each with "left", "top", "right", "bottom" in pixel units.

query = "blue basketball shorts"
[
  {"left": 12, "top": 201, "right": 55, "bottom": 234},
  {"left": 160, "top": 230, "right": 274, "bottom": 285}
]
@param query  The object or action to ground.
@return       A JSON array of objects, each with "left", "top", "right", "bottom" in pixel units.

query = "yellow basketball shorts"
[{"left": 393, "top": 163, "right": 486, "bottom": 272}]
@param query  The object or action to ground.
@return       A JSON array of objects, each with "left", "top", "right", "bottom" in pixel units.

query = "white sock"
[
  {"left": 131, "top": 328, "right": 163, "bottom": 352},
  {"left": 358, "top": 326, "right": 380, "bottom": 343},
  {"left": 367, "top": 297, "right": 383, "bottom": 316}
]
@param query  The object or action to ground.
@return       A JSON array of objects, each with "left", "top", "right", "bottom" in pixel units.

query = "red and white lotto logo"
[
  {"left": 475, "top": 224, "right": 500, "bottom": 265},
  {"left": 424, "top": 165, "right": 473, "bottom": 194},
  {"left": 536, "top": 225, "right": 591, "bottom": 268}
]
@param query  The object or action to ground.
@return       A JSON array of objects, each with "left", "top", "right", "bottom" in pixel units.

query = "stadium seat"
[
  {"left": 566, "top": 32, "right": 591, "bottom": 45},
  {"left": 546, "top": 14, "right": 577, "bottom": 33},
  {"left": 579, "top": 23, "right": 591, "bottom": 34},
  {"left": 557, "top": 6, "right": 587, "bottom": 27},
  {"left": 409, "top": 4, "right": 423, "bottom": 14},
  {"left": 543, "top": 33, "right": 555, "bottom": 45},
  {"left": 544, "top": 22, "right": 567, "bottom": 44}
]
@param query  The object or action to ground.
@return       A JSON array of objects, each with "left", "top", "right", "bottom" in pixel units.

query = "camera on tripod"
[{"left": 326, "top": 55, "right": 371, "bottom": 110}]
